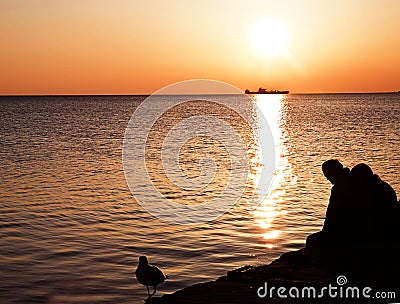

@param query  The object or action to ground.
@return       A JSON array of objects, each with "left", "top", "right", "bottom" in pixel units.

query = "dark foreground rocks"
[{"left": 148, "top": 246, "right": 400, "bottom": 303}]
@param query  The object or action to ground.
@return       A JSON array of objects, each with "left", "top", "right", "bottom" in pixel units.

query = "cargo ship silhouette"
[{"left": 245, "top": 87, "right": 289, "bottom": 94}]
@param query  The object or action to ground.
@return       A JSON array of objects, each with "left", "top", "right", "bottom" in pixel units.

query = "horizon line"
[{"left": 1, "top": 91, "right": 399, "bottom": 97}]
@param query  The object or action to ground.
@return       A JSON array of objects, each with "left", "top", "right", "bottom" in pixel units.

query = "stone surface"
[{"left": 147, "top": 246, "right": 400, "bottom": 303}]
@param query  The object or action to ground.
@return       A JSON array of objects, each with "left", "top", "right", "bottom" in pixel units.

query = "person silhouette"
[
  {"left": 321, "top": 159, "right": 352, "bottom": 236},
  {"left": 350, "top": 163, "right": 398, "bottom": 242},
  {"left": 306, "top": 159, "right": 351, "bottom": 249},
  {"left": 352, "top": 163, "right": 397, "bottom": 208},
  {"left": 307, "top": 160, "right": 398, "bottom": 250}
]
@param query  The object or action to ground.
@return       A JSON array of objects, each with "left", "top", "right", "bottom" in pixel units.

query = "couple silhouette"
[{"left": 307, "top": 159, "right": 398, "bottom": 251}]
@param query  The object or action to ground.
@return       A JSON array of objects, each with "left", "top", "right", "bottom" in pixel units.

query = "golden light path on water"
[{"left": 251, "top": 94, "right": 297, "bottom": 249}]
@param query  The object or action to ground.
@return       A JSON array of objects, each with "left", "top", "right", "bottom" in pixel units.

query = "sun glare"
[{"left": 249, "top": 18, "right": 290, "bottom": 58}]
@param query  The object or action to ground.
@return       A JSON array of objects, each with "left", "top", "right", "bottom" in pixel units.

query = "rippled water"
[{"left": 0, "top": 94, "right": 399, "bottom": 303}]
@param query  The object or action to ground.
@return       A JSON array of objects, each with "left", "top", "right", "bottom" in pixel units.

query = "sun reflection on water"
[{"left": 251, "top": 94, "right": 296, "bottom": 248}]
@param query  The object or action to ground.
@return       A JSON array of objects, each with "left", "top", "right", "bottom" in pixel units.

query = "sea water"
[{"left": 0, "top": 94, "right": 399, "bottom": 303}]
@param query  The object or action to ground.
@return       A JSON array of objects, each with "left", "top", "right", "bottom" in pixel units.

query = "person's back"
[
  {"left": 350, "top": 163, "right": 398, "bottom": 242},
  {"left": 372, "top": 176, "right": 398, "bottom": 240},
  {"left": 349, "top": 164, "right": 375, "bottom": 239}
]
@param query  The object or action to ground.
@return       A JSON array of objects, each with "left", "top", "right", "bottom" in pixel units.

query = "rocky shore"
[{"left": 149, "top": 246, "right": 400, "bottom": 303}]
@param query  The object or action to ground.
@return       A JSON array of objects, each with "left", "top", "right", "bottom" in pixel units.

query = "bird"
[{"left": 135, "top": 256, "right": 168, "bottom": 297}]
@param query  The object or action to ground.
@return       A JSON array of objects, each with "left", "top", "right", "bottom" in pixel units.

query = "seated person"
[
  {"left": 321, "top": 159, "right": 352, "bottom": 236},
  {"left": 307, "top": 160, "right": 398, "bottom": 250},
  {"left": 350, "top": 163, "right": 398, "bottom": 241},
  {"left": 306, "top": 160, "right": 352, "bottom": 249}
]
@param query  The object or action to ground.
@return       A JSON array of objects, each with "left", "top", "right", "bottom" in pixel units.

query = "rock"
[{"left": 147, "top": 247, "right": 400, "bottom": 303}]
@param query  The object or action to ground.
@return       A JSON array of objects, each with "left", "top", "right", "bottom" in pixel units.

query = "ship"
[{"left": 245, "top": 88, "right": 289, "bottom": 94}]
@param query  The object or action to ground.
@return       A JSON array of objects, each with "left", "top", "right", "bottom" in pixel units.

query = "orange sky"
[{"left": 1, "top": 0, "right": 399, "bottom": 95}]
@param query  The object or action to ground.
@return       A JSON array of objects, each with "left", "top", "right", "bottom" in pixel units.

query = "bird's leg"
[
  {"left": 151, "top": 285, "right": 157, "bottom": 296},
  {"left": 146, "top": 286, "right": 150, "bottom": 297}
]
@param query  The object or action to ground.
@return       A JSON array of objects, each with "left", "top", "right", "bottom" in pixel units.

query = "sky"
[{"left": 1, "top": 0, "right": 400, "bottom": 94}]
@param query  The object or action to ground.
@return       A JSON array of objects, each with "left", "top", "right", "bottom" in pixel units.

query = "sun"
[{"left": 249, "top": 18, "right": 290, "bottom": 58}]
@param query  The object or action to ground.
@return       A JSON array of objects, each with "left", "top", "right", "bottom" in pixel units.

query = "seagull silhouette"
[{"left": 135, "top": 256, "right": 168, "bottom": 297}]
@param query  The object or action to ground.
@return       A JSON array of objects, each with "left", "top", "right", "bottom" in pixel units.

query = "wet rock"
[{"left": 148, "top": 247, "right": 400, "bottom": 303}]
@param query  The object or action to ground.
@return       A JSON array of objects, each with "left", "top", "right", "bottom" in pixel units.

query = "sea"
[{"left": 0, "top": 93, "right": 399, "bottom": 303}]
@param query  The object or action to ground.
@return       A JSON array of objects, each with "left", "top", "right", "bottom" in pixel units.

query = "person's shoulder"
[
  {"left": 373, "top": 175, "right": 391, "bottom": 188},
  {"left": 381, "top": 179, "right": 396, "bottom": 193},
  {"left": 374, "top": 175, "right": 397, "bottom": 201}
]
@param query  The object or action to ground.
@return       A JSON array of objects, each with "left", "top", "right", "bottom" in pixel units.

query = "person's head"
[
  {"left": 351, "top": 163, "right": 373, "bottom": 181},
  {"left": 322, "top": 159, "right": 344, "bottom": 184}
]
